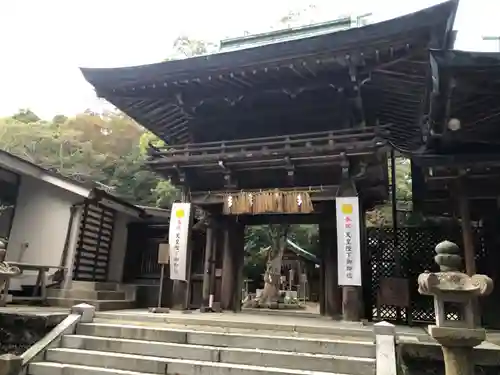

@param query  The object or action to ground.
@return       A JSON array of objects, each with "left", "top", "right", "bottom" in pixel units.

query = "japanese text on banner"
[
  {"left": 168, "top": 203, "right": 191, "bottom": 281},
  {"left": 336, "top": 197, "right": 362, "bottom": 286}
]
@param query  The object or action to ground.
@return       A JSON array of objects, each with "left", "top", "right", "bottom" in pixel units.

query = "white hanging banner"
[
  {"left": 168, "top": 203, "right": 192, "bottom": 281},
  {"left": 336, "top": 197, "right": 362, "bottom": 286}
]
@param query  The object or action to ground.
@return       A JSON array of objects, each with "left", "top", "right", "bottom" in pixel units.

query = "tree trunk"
[
  {"left": 260, "top": 254, "right": 282, "bottom": 306},
  {"left": 257, "top": 224, "right": 289, "bottom": 307}
]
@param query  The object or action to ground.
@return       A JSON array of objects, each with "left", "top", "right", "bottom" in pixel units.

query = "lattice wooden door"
[
  {"left": 73, "top": 202, "right": 115, "bottom": 281},
  {"left": 364, "top": 225, "right": 487, "bottom": 325}
]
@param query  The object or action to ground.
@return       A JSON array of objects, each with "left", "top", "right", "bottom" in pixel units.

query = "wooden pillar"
[
  {"left": 339, "top": 200, "right": 363, "bottom": 321},
  {"left": 171, "top": 278, "right": 188, "bottom": 310},
  {"left": 220, "top": 220, "right": 235, "bottom": 310},
  {"left": 321, "top": 216, "right": 341, "bottom": 319},
  {"left": 456, "top": 177, "right": 480, "bottom": 324},
  {"left": 201, "top": 221, "right": 214, "bottom": 312},
  {"left": 359, "top": 207, "right": 368, "bottom": 320},
  {"left": 171, "top": 227, "right": 193, "bottom": 311},
  {"left": 342, "top": 287, "right": 361, "bottom": 321},
  {"left": 336, "top": 159, "right": 363, "bottom": 321},
  {"left": 456, "top": 178, "right": 476, "bottom": 276},
  {"left": 232, "top": 222, "right": 245, "bottom": 312},
  {"left": 170, "top": 191, "right": 193, "bottom": 311},
  {"left": 209, "top": 226, "right": 218, "bottom": 307},
  {"left": 319, "top": 231, "right": 326, "bottom": 316}
]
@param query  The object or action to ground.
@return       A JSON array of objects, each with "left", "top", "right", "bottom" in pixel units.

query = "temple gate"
[{"left": 81, "top": 1, "right": 460, "bottom": 321}]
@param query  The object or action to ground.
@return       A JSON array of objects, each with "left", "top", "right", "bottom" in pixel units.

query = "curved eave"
[
  {"left": 384, "top": 48, "right": 500, "bottom": 155},
  {"left": 423, "top": 49, "right": 500, "bottom": 154},
  {"left": 430, "top": 49, "right": 500, "bottom": 93},
  {"left": 81, "top": 1, "right": 457, "bottom": 91},
  {"left": 80, "top": 1, "right": 458, "bottom": 144},
  {"left": 430, "top": 49, "right": 500, "bottom": 70}
]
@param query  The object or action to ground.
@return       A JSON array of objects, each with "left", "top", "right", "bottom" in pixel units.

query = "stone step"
[
  {"left": 47, "top": 298, "right": 135, "bottom": 311},
  {"left": 28, "top": 363, "right": 155, "bottom": 375},
  {"left": 76, "top": 322, "right": 375, "bottom": 358},
  {"left": 71, "top": 281, "right": 119, "bottom": 291},
  {"left": 93, "top": 318, "right": 373, "bottom": 342},
  {"left": 95, "top": 311, "right": 373, "bottom": 339},
  {"left": 62, "top": 335, "right": 374, "bottom": 374},
  {"left": 47, "top": 289, "right": 126, "bottom": 300},
  {"left": 37, "top": 348, "right": 348, "bottom": 374}
]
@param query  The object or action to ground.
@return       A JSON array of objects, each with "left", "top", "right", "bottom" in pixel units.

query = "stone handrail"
[{"left": 0, "top": 303, "right": 95, "bottom": 375}]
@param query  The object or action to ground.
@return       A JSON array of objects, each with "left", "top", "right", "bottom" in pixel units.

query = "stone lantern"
[{"left": 418, "top": 240, "right": 493, "bottom": 375}]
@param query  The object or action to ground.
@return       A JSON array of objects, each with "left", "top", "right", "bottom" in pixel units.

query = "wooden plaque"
[
  {"left": 158, "top": 243, "right": 170, "bottom": 264},
  {"left": 377, "top": 277, "right": 409, "bottom": 307}
]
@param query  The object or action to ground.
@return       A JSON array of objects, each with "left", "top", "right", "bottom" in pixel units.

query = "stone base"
[
  {"left": 0, "top": 354, "right": 21, "bottom": 375},
  {"left": 428, "top": 325, "right": 486, "bottom": 348},
  {"left": 244, "top": 303, "right": 306, "bottom": 310}
]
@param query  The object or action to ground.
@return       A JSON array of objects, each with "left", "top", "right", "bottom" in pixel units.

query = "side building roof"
[
  {"left": 0, "top": 149, "right": 146, "bottom": 218},
  {"left": 394, "top": 49, "right": 500, "bottom": 218},
  {"left": 390, "top": 49, "right": 500, "bottom": 166}
]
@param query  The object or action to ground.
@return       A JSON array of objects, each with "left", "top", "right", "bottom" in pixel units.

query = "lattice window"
[{"left": 365, "top": 225, "right": 487, "bottom": 324}]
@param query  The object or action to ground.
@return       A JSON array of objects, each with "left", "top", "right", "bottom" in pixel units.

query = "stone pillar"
[
  {"left": 373, "top": 322, "right": 397, "bottom": 375},
  {"left": 418, "top": 240, "right": 494, "bottom": 375},
  {"left": 0, "top": 354, "right": 22, "bottom": 375}
]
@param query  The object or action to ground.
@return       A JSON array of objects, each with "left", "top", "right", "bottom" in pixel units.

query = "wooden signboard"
[
  {"left": 158, "top": 243, "right": 170, "bottom": 264},
  {"left": 377, "top": 277, "right": 409, "bottom": 307}
]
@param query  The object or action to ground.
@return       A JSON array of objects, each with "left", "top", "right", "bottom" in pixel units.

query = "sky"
[{"left": 1, "top": 0, "right": 499, "bottom": 119}]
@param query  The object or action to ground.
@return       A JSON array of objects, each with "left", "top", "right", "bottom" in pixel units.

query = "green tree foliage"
[
  {"left": 11, "top": 109, "right": 40, "bottom": 124},
  {"left": 0, "top": 111, "right": 178, "bottom": 207},
  {"left": 244, "top": 224, "right": 319, "bottom": 286}
]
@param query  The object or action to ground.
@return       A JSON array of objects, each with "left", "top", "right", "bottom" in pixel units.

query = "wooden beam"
[
  {"left": 189, "top": 185, "right": 387, "bottom": 205},
  {"left": 238, "top": 213, "right": 323, "bottom": 226},
  {"left": 190, "top": 187, "right": 340, "bottom": 206}
]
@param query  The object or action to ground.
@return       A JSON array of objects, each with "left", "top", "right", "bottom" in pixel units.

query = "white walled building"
[{"left": 0, "top": 150, "right": 166, "bottom": 297}]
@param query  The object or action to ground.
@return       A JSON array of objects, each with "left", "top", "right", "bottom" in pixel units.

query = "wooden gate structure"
[
  {"left": 81, "top": 2, "right": 460, "bottom": 320},
  {"left": 72, "top": 202, "right": 115, "bottom": 281}
]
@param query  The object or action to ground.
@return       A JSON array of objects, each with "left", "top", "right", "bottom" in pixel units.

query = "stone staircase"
[
  {"left": 46, "top": 281, "right": 136, "bottom": 311},
  {"left": 27, "top": 316, "right": 377, "bottom": 375}
]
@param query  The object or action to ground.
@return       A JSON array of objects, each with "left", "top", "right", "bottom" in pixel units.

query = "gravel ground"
[{"left": 0, "top": 313, "right": 55, "bottom": 355}]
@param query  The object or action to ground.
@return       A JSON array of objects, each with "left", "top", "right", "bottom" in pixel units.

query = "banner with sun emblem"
[
  {"left": 168, "top": 203, "right": 192, "bottom": 281},
  {"left": 336, "top": 197, "right": 362, "bottom": 286}
]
